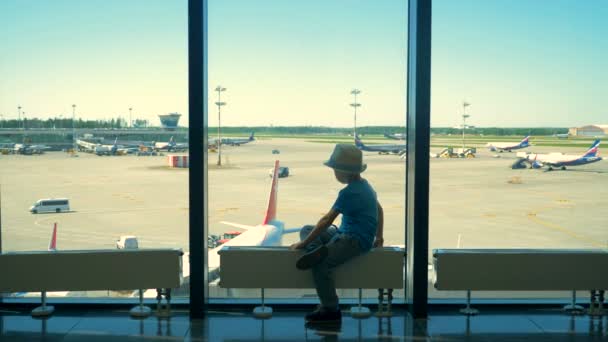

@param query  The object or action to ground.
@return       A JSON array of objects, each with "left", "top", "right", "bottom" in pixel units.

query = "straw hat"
[{"left": 323, "top": 144, "right": 367, "bottom": 174}]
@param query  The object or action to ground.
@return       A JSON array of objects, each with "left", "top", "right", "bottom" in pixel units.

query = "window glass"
[
  {"left": 430, "top": 0, "right": 608, "bottom": 299},
  {"left": 207, "top": 0, "right": 408, "bottom": 301},
  {"left": 0, "top": 0, "right": 189, "bottom": 299}
]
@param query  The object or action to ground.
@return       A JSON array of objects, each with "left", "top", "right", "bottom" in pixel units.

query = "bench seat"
[
  {"left": 0, "top": 249, "right": 183, "bottom": 293},
  {"left": 219, "top": 246, "right": 404, "bottom": 289},
  {"left": 433, "top": 249, "right": 608, "bottom": 291}
]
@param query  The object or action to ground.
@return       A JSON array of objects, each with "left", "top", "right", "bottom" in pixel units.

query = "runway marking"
[
  {"left": 34, "top": 215, "right": 61, "bottom": 228},
  {"left": 526, "top": 211, "right": 604, "bottom": 248}
]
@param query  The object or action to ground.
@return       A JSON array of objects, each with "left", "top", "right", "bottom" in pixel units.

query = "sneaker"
[
  {"left": 296, "top": 245, "right": 328, "bottom": 270},
  {"left": 305, "top": 307, "right": 342, "bottom": 324}
]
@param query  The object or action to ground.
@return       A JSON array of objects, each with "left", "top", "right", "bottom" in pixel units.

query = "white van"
[{"left": 30, "top": 198, "right": 70, "bottom": 214}]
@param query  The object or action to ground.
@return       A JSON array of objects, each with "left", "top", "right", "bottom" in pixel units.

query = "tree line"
[
  {"left": 0, "top": 117, "right": 568, "bottom": 136},
  {"left": 0, "top": 117, "right": 150, "bottom": 129}
]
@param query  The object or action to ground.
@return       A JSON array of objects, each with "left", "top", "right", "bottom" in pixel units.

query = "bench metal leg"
[
  {"left": 460, "top": 290, "right": 479, "bottom": 315},
  {"left": 375, "top": 288, "right": 394, "bottom": 317},
  {"left": 588, "top": 290, "right": 605, "bottom": 317},
  {"left": 563, "top": 290, "right": 585, "bottom": 315},
  {"left": 155, "top": 288, "right": 172, "bottom": 318},
  {"left": 130, "top": 289, "right": 152, "bottom": 318},
  {"left": 253, "top": 288, "right": 272, "bottom": 319},
  {"left": 31, "top": 291, "right": 54, "bottom": 317},
  {"left": 350, "top": 288, "right": 371, "bottom": 318}
]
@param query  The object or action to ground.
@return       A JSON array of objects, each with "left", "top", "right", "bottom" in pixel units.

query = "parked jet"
[
  {"left": 355, "top": 136, "right": 407, "bottom": 155},
  {"left": 383, "top": 132, "right": 406, "bottom": 140},
  {"left": 553, "top": 133, "right": 570, "bottom": 139},
  {"left": 13, "top": 143, "right": 50, "bottom": 155},
  {"left": 94, "top": 138, "right": 130, "bottom": 156},
  {"left": 522, "top": 139, "right": 601, "bottom": 171},
  {"left": 486, "top": 136, "right": 530, "bottom": 152},
  {"left": 75, "top": 139, "right": 98, "bottom": 153},
  {"left": 154, "top": 136, "right": 188, "bottom": 152},
  {"left": 221, "top": 132, "right": 255, "bottom": 146},
  {"left": 206, "top": 160, "right": 300, "bottom": 282}
]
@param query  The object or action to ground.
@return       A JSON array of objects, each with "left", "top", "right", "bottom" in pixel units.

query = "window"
[
  {"left": 206, "top": 0, "right": 408, "bottom": 302},
  {"left": 430, "top": 0, "right": 608, "bottom": 299},
  {"left": 0, "top": 0, "right": 189, "bottom": 300}
]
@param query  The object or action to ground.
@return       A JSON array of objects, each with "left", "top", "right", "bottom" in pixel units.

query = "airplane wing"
[
  {"left": 220, "top": 221, "right": 255, "bottom": 230},
  {"left": 282, "top": 227, "right": 302, "bottom": 235}
]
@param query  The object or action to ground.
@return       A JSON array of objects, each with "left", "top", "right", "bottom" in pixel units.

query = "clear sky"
[{"left": 1, "top": 0, "right": 606, "bottom": 127}]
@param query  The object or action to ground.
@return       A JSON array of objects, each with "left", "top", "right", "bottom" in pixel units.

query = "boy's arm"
[
  {"left": 290, "top": 209, "right": 340, "bottom": 250},
  {"left": 373, "top": 201, "right": 384, "bottom": 247}
]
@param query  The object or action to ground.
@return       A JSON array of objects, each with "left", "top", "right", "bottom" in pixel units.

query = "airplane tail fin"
[
  {"left": 263, "top": 160, "right": 279, "bottom": 225},
  {"left": 48, "top": 223, "right": 57, "bottom": 251},
  {"left": 354, "top": 136, "right": 364, "bottom": 148},
  {"left": 520, "top": 136, "right": 531, "bottom": 147},
  {"left": 250, "top": 132, "right": 255, "bottom": 141},
  {"left": 583, "top": 139, "right": 600, "bottom": 157}
]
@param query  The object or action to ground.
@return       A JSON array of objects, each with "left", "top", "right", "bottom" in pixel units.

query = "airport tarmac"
[{"left": 1, "top": 137, "right": 607, "bottom": 299}]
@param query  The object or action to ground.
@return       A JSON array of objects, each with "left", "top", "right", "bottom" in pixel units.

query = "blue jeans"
[{"left": 300, "top": 225, "right": 364, "bottom": 309}]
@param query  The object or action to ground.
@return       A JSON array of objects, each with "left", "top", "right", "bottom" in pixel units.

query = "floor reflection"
[{"left": 0, "top": 307, "right": 606, "bottom": 341}]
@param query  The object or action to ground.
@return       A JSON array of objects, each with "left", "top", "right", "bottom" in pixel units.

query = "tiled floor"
[{"left": 0, "top": 306, "right": 606, "bottom": 341}]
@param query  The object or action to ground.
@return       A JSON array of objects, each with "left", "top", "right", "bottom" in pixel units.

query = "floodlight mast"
[
  {"left": 462, "top": 101, "right": 471, "bottom": 150},
  {"left": 17, "top": 106, "right": 22, "bottom": 130},
  {"left": 215, "top": 86, "right": 227, "bottom": 166},
  {"left": 350, "top": 89, "right": 362, "bottom": 137}
]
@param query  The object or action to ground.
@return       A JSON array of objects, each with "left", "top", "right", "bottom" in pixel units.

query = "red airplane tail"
[
  {"left": 263, "top": 160, "right": 279, "bottom": 225},
  {"left": 48, "top": 223, "right": 57, "bottom": 251}
]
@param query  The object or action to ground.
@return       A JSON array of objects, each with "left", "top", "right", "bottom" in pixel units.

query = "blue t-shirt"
[{"left": 331, "top": 178, "right": 378, "bottom": 251}]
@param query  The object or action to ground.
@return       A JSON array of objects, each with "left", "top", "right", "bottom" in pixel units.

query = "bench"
[
  {"left": 218, "top": 246, "right": 405, "bottom": 318},
  {"left": 0, "top": 248, "right": 183, "bottom": 317},
  {"left": 433, "top": 249, "right": 608, "bottom": 315}
]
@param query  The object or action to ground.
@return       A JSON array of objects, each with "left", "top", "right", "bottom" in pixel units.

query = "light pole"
[
  {"left": 215, "top": 86, "right": 227, "bottom": 166},
  {"left": 462, "top": 101, "right": 470, "bottom": 150},
  {"left": 129, "top": 107, "right": 133, "bottom": 128},
  {"left": 72, "top": 104, "right": 76, "bottom": 151},
  {"left": 350, "top": 89, "right": 361, "bottom": 138},
  {"left": 17, "top": 106, "right": 22, "bottom": 130}
]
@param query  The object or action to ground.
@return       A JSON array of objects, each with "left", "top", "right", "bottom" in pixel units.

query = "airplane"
[
  {"left": 13, "top": 143, "right": 51, "bottom": 155},
  {"left": 355, "top": 136, "right": 407, "bottom": 155},
  {"left": 207, "top": 133, "right": 255, "bottom": 148},
  {"left": 206, "top": 160, "right": 300, "bottom": 282},
  {"left": 486, "top": 136, "right": 530, "bottom": 152},
  {"left": 76, "top": 138, "right": 125, "bottom": 155},
  {"left": 154, "top": 136, "right": 188, "bottom": 152},
  {"left": 553, "top": 133, "right": 570, "bottom": 139},
  {"left": 221, "top": 132, "right": 255, "bottom": 146},
  {"left": 521, "top": 139, "right": 601, "bottom": 171},
  {"left": 93, "top": 138, "right": 126, "bottom": 156},
  {"left": 383, "top": 132, "right": 406, "bottom": 140},
  {"left": 75, "top": 139, "right": 98, "bottom": 153}
]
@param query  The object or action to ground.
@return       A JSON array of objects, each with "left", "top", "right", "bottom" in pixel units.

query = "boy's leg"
[
  {"left": 299, "top": 225, "right": 338, "bottom": 252},
  {"left": 312, "top": 236, "right": 363, "bottom": 311}
]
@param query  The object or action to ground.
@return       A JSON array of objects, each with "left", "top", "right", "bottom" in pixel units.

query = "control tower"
[{"left": 158, "top": 113, "right": 181, "bottom": 130}]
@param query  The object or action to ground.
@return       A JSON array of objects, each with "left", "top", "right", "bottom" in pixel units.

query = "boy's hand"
[
  {"left": 290, "top": 242, "right": 307, "bottom": 250},
  {"left": 373, "top": 237, "right": 384, "bottom": 248}
]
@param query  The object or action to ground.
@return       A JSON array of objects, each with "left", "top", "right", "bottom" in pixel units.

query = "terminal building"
[
  {"left": 569, "top": 124, "right": 608, "bottom": 137},
  {"left": 158, "top": 113, "right": 182, "bottom": 130}
]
